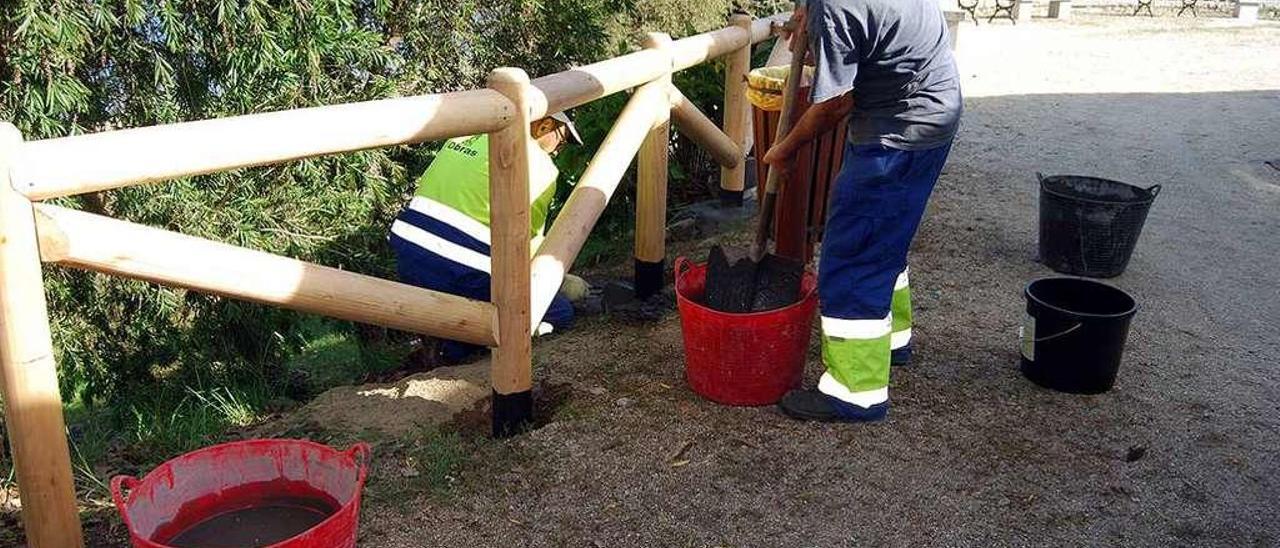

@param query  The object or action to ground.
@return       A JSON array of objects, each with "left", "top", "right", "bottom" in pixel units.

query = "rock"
[
  {"left": 615, "top": 397, "right": 635, "bottom": 408},
  {"left": 1124, "top": 445, "right": 1147, "bottom": 462}
]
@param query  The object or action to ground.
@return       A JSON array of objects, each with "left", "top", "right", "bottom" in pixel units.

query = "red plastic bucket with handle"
[
  {"left": 112, "top": 439, "right": 370, "bottom": 548},
  {"left": 675, "top": 257, "right": 819, "bottom": 406}
]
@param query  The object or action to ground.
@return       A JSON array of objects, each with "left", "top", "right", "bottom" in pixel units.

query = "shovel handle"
[{"left": 754, "top": 18, "right": 810, "bottom": 260}]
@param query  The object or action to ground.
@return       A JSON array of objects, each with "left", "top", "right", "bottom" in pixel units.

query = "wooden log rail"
[
  {"left": 0, "top": 12, "right": 787, "bottom": 547},
  {"left": 33, "top": 205, "right": 498, "bottom": 346}
]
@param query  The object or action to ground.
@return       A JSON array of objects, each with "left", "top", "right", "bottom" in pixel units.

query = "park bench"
[
  {"left": 958, "top": 0, "right": 981, "bottom": 24},
  {"left": 989, "top": 0, "right": 1019, "bottom": 23}
]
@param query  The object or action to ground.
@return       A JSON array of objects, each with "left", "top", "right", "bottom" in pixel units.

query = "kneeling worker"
[{"left": 390, "top": 113, "right": 584, "bottom": 363}]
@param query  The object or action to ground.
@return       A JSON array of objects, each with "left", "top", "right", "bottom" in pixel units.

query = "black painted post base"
[
  {"left": 719, "top": 188, "right": 744, "bottom": 208},
  {"left": 634, "top": 258, "right": 665, "bottom": 301},
  {"left": 492, "top": 389, "right": 532, "bottom": 438}
]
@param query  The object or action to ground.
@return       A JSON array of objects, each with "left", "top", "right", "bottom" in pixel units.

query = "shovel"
[
  {"left": 703, "top": 21, "right": 809, "bottom": 313},
  {"left": 751, "top": 21, "right": 809, "bottom": 264}
]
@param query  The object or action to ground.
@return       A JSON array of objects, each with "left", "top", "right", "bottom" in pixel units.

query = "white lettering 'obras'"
[
  {"left": 818, "top": 373, "right": 889, "bottom": 407},
  {"left": 391, "top": 220, "right": 492, "bottom": 274},
  {"left": 821, "top": 314, "right": 892, "bottom": 339},
  {"left": 407, "top": 196, "right": 492, "bottom": 245}
]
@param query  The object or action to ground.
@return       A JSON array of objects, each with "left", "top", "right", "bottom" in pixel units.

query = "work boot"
[
  {"left": 891, "top": 345, "right": 913, "bottom": 366},
  {"left": 778, "top": 389, "right": 888, "bottom": 423}
]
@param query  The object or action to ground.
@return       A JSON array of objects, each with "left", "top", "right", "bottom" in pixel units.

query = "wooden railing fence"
[{"left": 0, "top": 12, "right": 786, "bottom": 546}]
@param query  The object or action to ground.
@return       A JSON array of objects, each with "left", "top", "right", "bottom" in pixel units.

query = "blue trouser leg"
[
  {"left": 817, "top": 141, "right": 952, "bottom": 407},
  {"left": 391, "top": 229, "right": 575, "bottom": 362}
]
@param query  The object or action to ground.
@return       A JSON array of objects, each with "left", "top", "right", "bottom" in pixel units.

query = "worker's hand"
[
  {"left": 762, "top": 141, "right": 794, "bottom": 176},
  {"left": 560, "top": 274, "right": 592, "bottom": 303}
]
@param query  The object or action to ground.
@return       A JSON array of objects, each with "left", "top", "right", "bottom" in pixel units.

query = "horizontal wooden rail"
[
  {"left": 529, "top": 13, "right": 786, "bottom": 119},
  {"left": 13, "top": 90, "right": 514, "bottom": 201},
  {"left": 670, "top": 14, "right": 784, "bottom": 72},
  {"left": 751, "top": 14, "right": 789, "bottom": 44},
  {"left": 670, "top": 87, "right": 741, "bottom": 168},
  {"left": 529, "top": 77, "right": 668, "bottom": 327},
  {"left": 9, "top": 14, "right": 785, "bottom": 201},
  {"left": 34, "top": 205, "right": 498, "bottom": 346}
]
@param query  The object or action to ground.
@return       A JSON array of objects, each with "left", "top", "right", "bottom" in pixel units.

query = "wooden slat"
[
  {"left": 14, "top": 90, "right": 515, "bottom": 201},
  {"left": 636, "top": 34, "right": 674, "bottom": 267},
  {"left": 531, "top": 13, "right": 785, "bottom": 119},
  {"left": 33, "top": 204, "right": 498, "bottom": 346},
  {"left": 719, "top": 14, "right": 754, "bottom": 194},
  {"left": 529, "top": 78, "right": 667, "bottom": 326},
  {"left": 487, "top": 68, "right": 537, "bottom": 405},
  {"left": 0, "top": 123, "right": 84, "bottom": 548},
  {"left": 670, "top": 87, "right": 741, "bottom": 169}
]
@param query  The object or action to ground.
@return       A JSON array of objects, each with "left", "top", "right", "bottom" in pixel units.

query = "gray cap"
[{"left": 550, "top": 112, "right": 583, "bottom": 145}]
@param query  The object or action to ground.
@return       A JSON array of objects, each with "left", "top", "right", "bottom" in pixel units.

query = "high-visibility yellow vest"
[{"left": 414, "top": 135, "right": 559, "bottom": 239}]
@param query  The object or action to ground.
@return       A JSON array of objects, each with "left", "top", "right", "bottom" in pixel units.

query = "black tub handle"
[
  {"left": 1146, "top": 184, "right": 1162, "bottom": 198},
  {"left": 1036, "top": 172, "right": 1047, "bottom": 184},
  {"left": 1034, "top": 323, "right": 1082, "bottom": 343}
]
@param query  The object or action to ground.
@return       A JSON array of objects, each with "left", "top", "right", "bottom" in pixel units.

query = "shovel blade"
[{"left": 703, "top": 245, "right": 804, "bottom": 313}]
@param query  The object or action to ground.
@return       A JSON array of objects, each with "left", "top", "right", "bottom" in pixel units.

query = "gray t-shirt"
[{"left": 806, "top": 0, "right": 962, "bottom": 150}]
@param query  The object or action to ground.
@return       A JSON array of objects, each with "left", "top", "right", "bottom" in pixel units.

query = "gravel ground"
[
  {"left": 56, "top": 15, "right": 1278, "bottom": 548},
  {"left": 356, "top": 16, "right": 1280, "bottom": 548}
]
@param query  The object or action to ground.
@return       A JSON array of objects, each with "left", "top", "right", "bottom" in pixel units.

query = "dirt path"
[{"left": 350, "top": 16, "right": 1280, "bottom": 547}]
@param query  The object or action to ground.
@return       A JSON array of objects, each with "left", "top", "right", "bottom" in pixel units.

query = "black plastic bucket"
[
  {"left": 1020, "top": 277, "right": 1137, "bottom": 394},
  {"left": 1038, "top": 174, "right": 1160, "bottom": 278}
]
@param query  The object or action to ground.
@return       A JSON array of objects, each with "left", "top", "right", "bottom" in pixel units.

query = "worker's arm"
[{"left": 761, "top": 92, "right": 854, "bottom": 171}]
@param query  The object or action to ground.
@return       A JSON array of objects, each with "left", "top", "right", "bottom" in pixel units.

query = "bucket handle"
[
  {"left": 346, "top": 443, "right": 372, "bottom": 485},
  {"left": 1036, "top": 172, "right": 1046, "bottom": 184},
  {"left": 1145, "top": 184, "right": 1162, "bottom": 198},
  {"left": 1033, "top": 323, "right": 1082, "bottom": 343},
  {"left": 110, "top": 475, "right": 139, "bottom": 527},
  {"left": 674, "top": 256, "right": 692, "bottom": 277}
]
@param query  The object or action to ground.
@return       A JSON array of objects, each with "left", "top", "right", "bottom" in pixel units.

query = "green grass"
[{"left": 364, "top": 429, "right": 470, "bottom": 504}]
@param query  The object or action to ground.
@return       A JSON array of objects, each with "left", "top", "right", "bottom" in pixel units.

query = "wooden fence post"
[
  {"left": 719, "top": 13, "right": 753, "bottom": 207},
  {"left": 486, "top": 69, "right": 538, "bottom": 437},
  {"left": 0, "top": 123, "right": 84, "bottom": 546},
  {"left": 635, "top": 33, "right": 674, "bottom": 300}
]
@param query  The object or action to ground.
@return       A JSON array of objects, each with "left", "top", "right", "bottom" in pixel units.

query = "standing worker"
[
  {"left": 765, "top": 0, "right": 962, "bottom": 422},
  {"left": 390, "top": 113, "right": 585, "bottom": 364}
]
